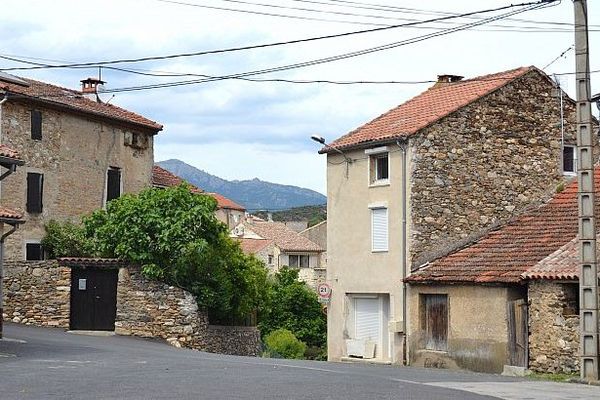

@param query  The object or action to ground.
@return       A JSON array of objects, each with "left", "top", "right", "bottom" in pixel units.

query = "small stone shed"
[
  {"left": 406, "top": 171, "right": 598, "bottom": 374},
  {"left": 2, "top": 258, "right": 260, "bottom": 356}
]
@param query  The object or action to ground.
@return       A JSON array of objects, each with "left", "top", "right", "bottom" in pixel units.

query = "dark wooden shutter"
[
  {"left": 106, "top": 168, "right": 121, "bottom": 202},
  {"left": 26, "top": 173, "right": 43, "bottom": 213},
  {"left": 424, "top": 294, "right": 448, "bottom": 351},
  {"left": 25, "top": 243, "right": 44, "bottom": 261},
  {"left": 31, "top": 110, "right": 42, "bottom": 140}
]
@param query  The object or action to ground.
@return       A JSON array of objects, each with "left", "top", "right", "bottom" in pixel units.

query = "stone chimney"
[
  {"left": 80, "top": 77, "right": 105, "bottom": 102},
  {"left": 432, "top": 74, "right": 464, "bottom": 88}
]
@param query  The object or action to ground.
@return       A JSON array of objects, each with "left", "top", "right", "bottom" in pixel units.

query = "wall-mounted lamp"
[
  {"left": 311, "top": 135, "right": 353, "bottom": 178},
  {"left": 591, "top": 92, "right": 600, "bottom": 113}
]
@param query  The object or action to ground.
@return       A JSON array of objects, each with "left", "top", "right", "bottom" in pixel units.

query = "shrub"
[
  {"left": 264, "top": 329, "right": 306, "bottom": 359},
  {"left": 42, "top": 220, "right": 96, "bottom": 259}
]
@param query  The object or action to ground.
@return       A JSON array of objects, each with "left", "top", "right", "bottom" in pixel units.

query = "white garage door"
[{"left": 355, "top": 297, "right": 381, "bottom": 344}]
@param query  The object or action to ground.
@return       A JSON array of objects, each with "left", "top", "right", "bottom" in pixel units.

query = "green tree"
[
  {"left": 259, "top": 268, "right": 326, "bottom": 348},
  {"left": 41, "top": 220, "right": 95, "bottom": 258},
  {"left": 264, "top": 329, "right": 306, "bottom": 359},
  {"left": 44, "top": 184, "right": 269, "bottom": 322}
]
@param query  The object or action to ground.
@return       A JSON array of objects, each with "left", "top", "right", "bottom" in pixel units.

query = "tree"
[
  {"left": 259, "top": 268, "right": 326, "bottom": 349},
  {"left": 44, "top": 184, "right": 269, "bottom": 322}
]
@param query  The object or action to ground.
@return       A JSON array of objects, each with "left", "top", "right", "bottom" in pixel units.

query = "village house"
[
  {"left": 0, "top": 73, "right": 163, "bottom": 262},
  {"left": 322, "top": 66, "right": 580, "bottom": 364},
  {"left": 405, "top": 168, "right": 600, "bottom": 374},
  {"left": 152, "top": 165, "right": 246, "bottom": 228},
  {"left": 232, "top": 220, "right": 325, "bottom": 288}
]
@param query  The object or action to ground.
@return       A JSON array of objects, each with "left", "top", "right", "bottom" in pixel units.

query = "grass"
[{"left": 527, "top": 372, "right": 578, "bottom": 382}]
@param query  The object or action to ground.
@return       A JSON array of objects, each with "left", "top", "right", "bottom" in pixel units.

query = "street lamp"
[{"left": 310, "top": 135, "right": 353, "bottom": 178}]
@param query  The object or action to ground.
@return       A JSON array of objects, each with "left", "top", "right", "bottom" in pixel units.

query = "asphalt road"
[{"left": 1, "top": 323, "right": 598, "bottom": 400}]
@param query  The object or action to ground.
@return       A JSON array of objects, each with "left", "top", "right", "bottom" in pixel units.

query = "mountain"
[
  {"left": 157, "top": 159, "right": 327, "bottom": 211},
  {"left": 254, "top": 205, "right": 326, "bottom": 226}
]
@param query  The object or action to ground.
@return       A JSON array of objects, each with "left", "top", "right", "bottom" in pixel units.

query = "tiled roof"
[
  {"left": 0, "top": 74, "right": 162, "bottom": 131},
  {"left": 523, "top": 238, "right": 579, "bottom": 281},
  {"left": 406, "top": 168, "right": 600, "bottom": 284},
  {"left": 208, "top": 192, "right": 245, "bottom": 211},
  {"left": 326, "top": 66, "right": 534, "bottom": 152},
  {"left": 152, "top": 165, "right": 203, "bottom": 194},
  {"left": 236, "top": 238, "right": 273, "bottom": 254},
  {"left": 0, "top": 206, "right": 23, "bottom": 220},
  {"left": 247, "top": 221, "right": 323, "bottom": 252},
  {"left": 0, "top": 144, "right": 23, "bottom": 162},
  {"left": 57, "top": 257, "right": 126, "bottom": 267}
]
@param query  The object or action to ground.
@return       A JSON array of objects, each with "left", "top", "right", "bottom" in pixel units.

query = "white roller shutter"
[
  {"left": 355, "top": 297, "right": 381, "bottom": 343},
  {"left": 371, "top": 208, "right": 388, "bottom": 251}
]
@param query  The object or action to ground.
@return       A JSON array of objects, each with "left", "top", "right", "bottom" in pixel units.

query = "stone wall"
[
  {"left": 0, "top": 100, "right": 156, "bottom": 261},
  {"left": 528, "top": 280, "right": 579, "bottom": 373},
  {"left": 2, "top": 260, "right": 70, "bottom": 328},
  {"left": 3, "top": 260, "right": 261, "bottom": 356},
  {"left": 409, "top": 70, "right": 584, "bottom": 266},
  {"left": 298, "top": 267, "right": 327, "bottom": 290}
]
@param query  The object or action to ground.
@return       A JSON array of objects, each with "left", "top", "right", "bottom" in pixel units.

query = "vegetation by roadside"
[{"left": 527, "top": 372, "right": 578, "bottom": 382}]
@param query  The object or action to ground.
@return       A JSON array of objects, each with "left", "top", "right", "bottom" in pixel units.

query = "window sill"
[
  {"left": 562, "top": 171, "right": 577, "bottom": 177},
  {"left": 369, "top": 180, "right": 390, "bottom": 188},
  {"left": 371, "top": 249, "right": 388, "bottom": 253}
]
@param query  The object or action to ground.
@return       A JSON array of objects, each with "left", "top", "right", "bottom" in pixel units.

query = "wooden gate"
[
  {"left": 70, "top": 267, "right": 118, "bottom": 331},
  {"left": 507, "top": 299, "right": 528, "bottom": 367}
]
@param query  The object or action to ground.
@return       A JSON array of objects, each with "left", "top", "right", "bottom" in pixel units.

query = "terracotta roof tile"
[
  {"left": 247, "top": 221, "right": 323, "bottom": 252},
  {"left": 207, "top": 192, "right": 245, "bottom": 211},
  {"left": 0, "top": 144, "right": 22, "bottom": 162},
  {"left": 0, "top": 206, "right": 23, "bottom": 220},
  {"left": 326, "top": 66, "right": 533, "bottom": 152},
  {"left": 0, "top": 74, "right": 162, "bottom": 131},
  {"left": 152, "top": 165, "right": 203, "bottom": 193},
  {"left": 236, "top": 238, "right": 272, "bottom": 254},
  {"left": 406, "top": 168, "right": 600, "bottom": 284},
  {"left": 523, "top": 238, "right": 579, "bottom": 280},
  {"left": 57, "top": 257, "right": 126, "bottom": 267}
]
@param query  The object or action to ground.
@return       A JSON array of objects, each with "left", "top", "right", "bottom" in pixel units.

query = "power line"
[
  {"left": 542, "top": 45, "right": 574, "bottom": 70},
  {"left": 0, "top": 1, "right": 558, "bottom": 73}
]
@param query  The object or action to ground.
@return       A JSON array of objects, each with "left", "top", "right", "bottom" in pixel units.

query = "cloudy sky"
[{"left": 1, "top": 0, "right": 599, "bottom": 194}]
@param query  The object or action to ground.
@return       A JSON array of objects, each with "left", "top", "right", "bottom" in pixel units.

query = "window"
[
  {"left": 106, "top": 167, "right": 121, "bottom": 203},
  {"left": 268, "top": 255, "right": 274, "bottom": 265},
  {"left": 563, "top": 145, "right": 576, "bottom": 174},
  {"left": 561, "top": 283, "right": 579, "bottom": 316},
  {"left": 31, "top": 110, "right": 42, "bottom": 140},
  {"left": 289, "top": 254, "right": 310, "bottom": 268},
  {"left": 369, "top": 153, "right": 389, "bottom": 185},
  {"left": 26, "top": 242, "right": 44, "bottom": 261},
  {"left": 371, "top": 208, "right": 388, "bottom": 252},
  {"left": 26, "top": 172, "right": 43, "bottom": 213},
  {"left": 421, "top": 294, "right": 448, "bottom": 351}
]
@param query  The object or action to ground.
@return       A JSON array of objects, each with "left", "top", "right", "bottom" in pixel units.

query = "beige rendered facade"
[{"left": 326, "top": 146, "right": 409, "bottom": 363}]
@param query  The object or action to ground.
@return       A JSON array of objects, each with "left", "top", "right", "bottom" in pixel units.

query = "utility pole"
[{"left": 574, "top": 0, "right": 599, "bottom": 381}]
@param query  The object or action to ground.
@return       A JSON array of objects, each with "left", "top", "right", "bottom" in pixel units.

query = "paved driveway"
[{"left": 1, "top": 323, "right": 598, "bottom": 400}]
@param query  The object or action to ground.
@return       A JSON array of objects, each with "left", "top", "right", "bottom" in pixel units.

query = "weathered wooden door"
[
  {"left": 507, "top": 299, "right": 528, "bottom": 367},
  {"left": 70, "top": 267, "right": 118, "bottom": 331}
]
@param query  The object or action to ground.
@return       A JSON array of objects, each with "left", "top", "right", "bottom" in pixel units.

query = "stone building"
[
  {"left": 232, "top": 220, "right": 325, "bottom": 289},
  {"left": 0, "top": 73, "right": 163, "bottom": 261},
  {"left": 406, "top": 169, "right": 599, "bottom": 374},
  {"left": 322, "top": 66, "right": 580, "bottom": 364},
  {"left": 152, "top": 165, "right": 246, "bottom": 229}
]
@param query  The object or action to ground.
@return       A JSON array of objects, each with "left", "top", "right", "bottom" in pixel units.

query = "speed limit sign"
[{"left": 317, "top": 283, "right": 332, "bottom": 303}]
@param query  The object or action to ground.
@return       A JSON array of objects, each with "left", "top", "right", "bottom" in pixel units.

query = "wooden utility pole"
[{"left": 574, "top": 0, "right": 599, "bottom": 381}]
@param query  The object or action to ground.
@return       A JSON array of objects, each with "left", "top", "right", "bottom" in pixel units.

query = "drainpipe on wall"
[
  {"left": 0, "top": 93, "right": 8, "bottom": 145},
  {"left": 0, "top": 223, "right": 18, "bottom": 339},
  {"left": 396, "top": 139, "right": 408, "bottom": 365}
]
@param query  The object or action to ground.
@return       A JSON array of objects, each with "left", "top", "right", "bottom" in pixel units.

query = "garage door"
[
  {"left": 70, "top": 267, "right": 118, "bottom": 331},
  {"left": 355, "top": 297, "right": 381, "bottom": 347}
]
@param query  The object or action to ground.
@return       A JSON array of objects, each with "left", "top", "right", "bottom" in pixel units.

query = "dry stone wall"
[
  {"left": 528, "top": 280, "right": 579, "bottom": 373},
  {"left": 2, "top": 261, "right": 260, "bottom": 356},
  {"left": 409, "top": 71, "right": 582, "bottom": 266}
]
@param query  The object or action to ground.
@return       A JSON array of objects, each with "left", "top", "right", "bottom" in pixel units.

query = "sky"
[{"left": 1, "top": 0, "right": 599, "bottom": 195}]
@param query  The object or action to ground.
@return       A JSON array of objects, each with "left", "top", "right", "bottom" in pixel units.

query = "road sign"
[{"left": 317, "top": 283, "right": 332, "bottom": 303}]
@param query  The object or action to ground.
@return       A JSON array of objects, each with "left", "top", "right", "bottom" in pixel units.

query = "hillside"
[
  {"left": 254, "top": 205, "right": 326, "bottom": 226},
  {"left": 157, "top": 159, "right": 327, "bottom": 211}
]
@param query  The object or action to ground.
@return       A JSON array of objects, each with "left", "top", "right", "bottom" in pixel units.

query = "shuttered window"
[
  {"left": 26, "top": 173, "right": 43, "bottom": 213},
  {"left": 355, "top": 297, "right": 381, "bottom": 342},
  {"left": 421, "top": 294, "right": 448, "bottom": 351},
  {"left": 26, "top": 243, "right": 44, "bottom": 261},
  {"left": 106, "top": 167, "right": 121, "bottom": 203},
  {"left": 31, "top": 110, "right": 42, "bottom": 140},
  {"left": 371, "top": 208, "right": 388, "bottom": 252}
]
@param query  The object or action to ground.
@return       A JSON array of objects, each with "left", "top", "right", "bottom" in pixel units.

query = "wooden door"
[
  {"left": 507, "top": 299, "right": 528, "bottom": 367},
  {"left": 70, "top": 268, "right": 118, "bottom": 331}
]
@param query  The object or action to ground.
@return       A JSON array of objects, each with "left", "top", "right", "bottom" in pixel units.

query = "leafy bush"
[
  {"left": 264, "top": 329, "right": 306, "bottom": 359},
  {"left": 259, "top": 268, "right": 326, "bottom": 350},
  {"left": 41, "top": 220, "right": 96, "bottom": 258},
  {"left": 43, "top": 184, "right": 269, "bottom": 322}
]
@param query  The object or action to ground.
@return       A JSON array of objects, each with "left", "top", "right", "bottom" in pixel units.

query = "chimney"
[
  {"left": 433, "top": 74, "right": 464, "bottom": 88},
  {"left": 267, "top": 212, "right": 273, "bottom": 222},
  {"left": 80, "top": 77, "right": 105, "bottom": 102}
]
